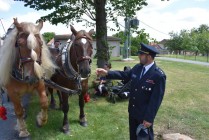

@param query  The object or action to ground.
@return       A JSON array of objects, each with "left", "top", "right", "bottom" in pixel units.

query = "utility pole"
[
  {"left": 123, "top": 17, "right": 139, "bottom": 60},
  {"left": 123, "top": 17, "right": 130, "bottom": 59}
]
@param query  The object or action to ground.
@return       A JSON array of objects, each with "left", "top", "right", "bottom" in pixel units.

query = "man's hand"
[
  {"left": 96, "top": 68, "right": 108, "bottom": 77},
  {"left": 143, "top": 120, "right": 152, "bottom": 128}
]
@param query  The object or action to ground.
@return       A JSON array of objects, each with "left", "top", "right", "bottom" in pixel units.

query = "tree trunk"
[{"left": 95, "top": 0, "right": 109, "bottom": 68}]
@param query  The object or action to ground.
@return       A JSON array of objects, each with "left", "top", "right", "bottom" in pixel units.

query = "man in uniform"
[
  {"left": 96, "top": 43, "right": 166, "bottom": 140},
  {"left": 54, "top": 40, "right": 60, "bottom": 50}
]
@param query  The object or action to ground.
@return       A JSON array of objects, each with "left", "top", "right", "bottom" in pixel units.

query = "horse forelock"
[{"left": 75, "top": 30, "right": 92, "bottom": 41}]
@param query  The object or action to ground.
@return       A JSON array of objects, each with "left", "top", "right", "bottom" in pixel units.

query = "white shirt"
[{"left": 143, "top": 61, "right": 154, "bottom": 75}]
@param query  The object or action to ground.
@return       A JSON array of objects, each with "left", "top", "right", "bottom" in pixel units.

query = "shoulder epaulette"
[{"left": 155, "top": 67, "right": 165, "bottom": 76}]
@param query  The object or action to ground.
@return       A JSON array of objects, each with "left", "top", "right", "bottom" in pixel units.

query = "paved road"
[
  {"left": 0, "top": 92, "right": 31, "bottom": 140},
  {"left": 156, "top": 57, "right": 209, "bottom": 66}
]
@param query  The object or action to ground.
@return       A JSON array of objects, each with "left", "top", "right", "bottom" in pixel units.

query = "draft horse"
[
  {"left": 0, "top": 18, "right": 56, "bottom": 137},
  {"left": 48, "top": 25, "right": 94, "bottom": 134}
]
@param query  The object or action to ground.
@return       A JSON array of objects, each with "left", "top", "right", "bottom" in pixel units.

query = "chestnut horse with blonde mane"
[
  {"left": 0, "top": 18, "right": 56, "bottom": 138},
  {"left": 47, "top": 25, "right": 94, "bottom": 134}
]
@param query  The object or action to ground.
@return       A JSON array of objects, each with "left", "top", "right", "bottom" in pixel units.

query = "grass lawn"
[{"left": 26, "top": 56, "right": 209, "bottom": 140}]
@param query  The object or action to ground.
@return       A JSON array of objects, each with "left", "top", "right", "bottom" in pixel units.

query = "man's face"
[
  {"left": 54, "top": 41, "right": 60, "bottom": 48},
  {"left": 138, "top": 53, "right": 149, "bottom": 65}
]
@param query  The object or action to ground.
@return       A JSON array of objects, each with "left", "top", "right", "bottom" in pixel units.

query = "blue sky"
[{"left": 1, "top": 0, "right": 209, "bottom": 41}]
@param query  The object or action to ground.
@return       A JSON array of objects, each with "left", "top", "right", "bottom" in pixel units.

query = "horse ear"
[
  {"left": 70, "top": 25, "right": 77, "bottom": 36},
  {"left": 36, "top": 20, "right": 43, "bottom": 31},
  {"left": 88, "top": 29, "right": 95, "bottom": 36},
  {"left": 70, "top": 34, "right": 75, "bottom": 41},
  {"left": 13, "top": 18, "right": 22, "bottom": 31}
]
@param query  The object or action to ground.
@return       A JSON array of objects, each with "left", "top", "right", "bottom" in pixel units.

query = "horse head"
[
  {"left": 13, "top": 18, "right": 44, "bottom": 84},
  {"left": 70, "top": 25, "right": 94, "bottom": 79}
]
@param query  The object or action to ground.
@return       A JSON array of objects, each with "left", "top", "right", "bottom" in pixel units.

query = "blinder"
[
  {"left": 16, "top": 32, "right": 42, "bottom": 67},
  {"left": 73, "top": 36, "right": 92, "bottom": 65}
]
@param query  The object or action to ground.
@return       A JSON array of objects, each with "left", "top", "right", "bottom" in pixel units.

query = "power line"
[
  {"left": 0, "top": 19, "right": 6, "bottom": 34},
  {"left": 140, "top": 20, "right": 169, "bottom": 36},
  {"left": 117, "top": 20, "right": 169, "bottom": 36}
]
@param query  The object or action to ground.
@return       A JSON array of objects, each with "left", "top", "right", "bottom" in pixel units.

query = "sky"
[{"left": 0, "top": 0, "right": 209, "bottom": 41}]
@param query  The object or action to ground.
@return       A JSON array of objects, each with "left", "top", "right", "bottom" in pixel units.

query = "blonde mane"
[
  {"left": 0, "top": 27, "right": 18, "bottom": 86},
  {"left": 0, "top": 22, "right": 57, "bottom": 86}
]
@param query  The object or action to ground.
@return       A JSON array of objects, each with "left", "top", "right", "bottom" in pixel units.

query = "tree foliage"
[
  {"left": 14, "top": 0, "right": 147, "bottom": 67},
  {"left": 166, "top": 24, "right": 209, "bottom": 60},
  {"left": 113, "top": 29, "right": 149, "bottom": 56},
  {"left": 42, "top": 32, "right": 55, "bottom": 43}
]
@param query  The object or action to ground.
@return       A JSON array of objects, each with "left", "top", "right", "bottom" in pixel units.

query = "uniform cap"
[{"left": 138, "top": 43, "right": 159, "bottom": 57}]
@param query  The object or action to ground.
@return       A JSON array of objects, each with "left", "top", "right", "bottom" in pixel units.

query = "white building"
[{"left": 47, "top": 34, "right": 121, "bottom": 57}]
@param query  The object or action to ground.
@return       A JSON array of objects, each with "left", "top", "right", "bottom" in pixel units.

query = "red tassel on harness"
[
  {"left": 0, "top": 106, "right": 7, "bottom": 120},
  {"left": 84, "top": 93, "right": 90, "bottom": 103}
]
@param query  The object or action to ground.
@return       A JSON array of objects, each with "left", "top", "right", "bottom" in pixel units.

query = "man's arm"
[{"left": 96, "top": 68, "right": 132, "bottom": 81}]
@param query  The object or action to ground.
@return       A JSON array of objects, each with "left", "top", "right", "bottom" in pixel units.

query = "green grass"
[{"left": 25, "top": 57, "right": 209, "bottom": 140}]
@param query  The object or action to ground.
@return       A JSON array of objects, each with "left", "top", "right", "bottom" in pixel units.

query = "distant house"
[
  {"left": 47, "top": 34, "right": 121, "bottom": 57},
  {"left": 150, "top": 40, "right": 169, "bottom": 55}
]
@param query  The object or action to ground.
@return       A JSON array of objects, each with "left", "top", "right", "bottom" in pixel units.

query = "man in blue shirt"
[{"left": 96, "top": 43, "right": 166, "bottom": 140}]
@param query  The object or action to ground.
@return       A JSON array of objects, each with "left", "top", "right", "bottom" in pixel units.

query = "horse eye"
[{"left": 19, "top": 32, "right": 29, "bottom": 38}]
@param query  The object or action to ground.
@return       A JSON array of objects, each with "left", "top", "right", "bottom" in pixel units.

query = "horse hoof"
[
  {"left": 19, "top": 130, "right": 30, "bottom": 138},
  {"left": 61, "top": 127, "right": 70, "bottom": 134},
  {"left": 80, "top": 121, "right": 88, "bottom": 127},
  {"left": 63, "top": 129, "right": 70, "bottom": 134},
  {"left": 61, "top": 124, "right": 70, "bottom": 134},
  {"left": 19, "top": 137, "right": 31, "bottom": 140},
  {"left": 36, "top": 119, "right": 45, "bottom": 128}
]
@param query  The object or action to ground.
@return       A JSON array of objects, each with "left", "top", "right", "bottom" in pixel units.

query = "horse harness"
[
  {"left": 12, "top": 32, "right": 42, "bottom": 81},
  {"left": 45, "top": 36, "right": 92, "bottom": 95},
  {"left": 55, "top": 36, "right": 92, "bottom": 80}
]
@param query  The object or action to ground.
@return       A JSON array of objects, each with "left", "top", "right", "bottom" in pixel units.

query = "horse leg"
[
  {"left": 79, "top": 92, "right": 87, "bottom": 127},
  {"left": 61, "top": 92, "right": 70, "bottom": 134},
  {"left": 48, "top": 87, "right": 56, "bottom": 109},
  {"left": 36, "top": 81, "right": 48, "bottom": 127},
  {"left": 57, "top": 90, "right": 62, "bottom": 110},
  {"left": 7, "top": 92, "right": 30, "bottom": 137}
]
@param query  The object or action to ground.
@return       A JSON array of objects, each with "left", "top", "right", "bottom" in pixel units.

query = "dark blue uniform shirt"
[{"left": 106, "top": 63, "right": 166, "bottom": 123}]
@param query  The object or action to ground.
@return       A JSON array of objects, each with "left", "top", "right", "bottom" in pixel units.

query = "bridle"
[
  {"left": 72, "top": 36, "right": 92, "bottom": 65},
  {"left": 14, "top": 32, "right": 42, "bottom": 81}
]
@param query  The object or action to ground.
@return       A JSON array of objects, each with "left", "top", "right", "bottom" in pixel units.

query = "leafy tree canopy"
[
  {"left": 42, "top": 32, "right": 55, "bottom": 43},
  {"left": 15, "top": 0, "right": 147, "bottom": 28}
]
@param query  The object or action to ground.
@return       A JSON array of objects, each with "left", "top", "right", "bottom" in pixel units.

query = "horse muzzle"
[{"left": 24, "top": 76, "right": 39, "bottom": 84}]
